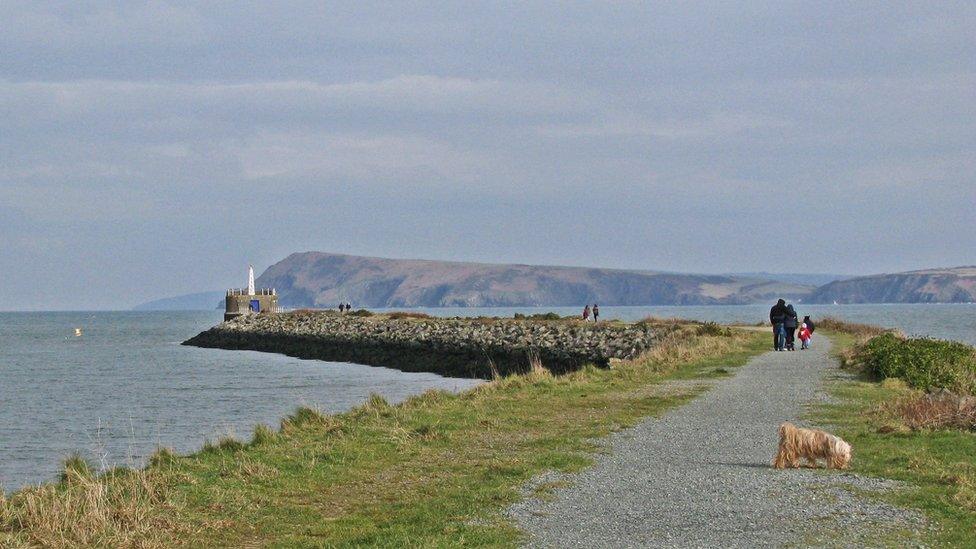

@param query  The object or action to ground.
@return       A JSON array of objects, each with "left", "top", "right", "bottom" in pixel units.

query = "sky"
[{"left": 1, "top": 1, "right": 974, "bottom": 310}]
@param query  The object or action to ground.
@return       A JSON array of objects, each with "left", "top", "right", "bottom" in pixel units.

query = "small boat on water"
[{"left": 74, "top": 328, "right": 83, "bottom": 337}]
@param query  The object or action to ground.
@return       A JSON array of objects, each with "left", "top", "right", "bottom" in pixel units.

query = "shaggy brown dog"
[{"left": 773, "top": 422, "right": 851, "bottom": 469}]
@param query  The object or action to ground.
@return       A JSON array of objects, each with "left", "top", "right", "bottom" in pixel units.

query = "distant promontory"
[
  {"left": 805, "top": 267, "right": 976, "bottom": 304},
  {"left": 249, "top": 252, "right": 812, "bottom": 308},
  {"left": 133, "top": 253, "right": 976, "bottom": 310}
]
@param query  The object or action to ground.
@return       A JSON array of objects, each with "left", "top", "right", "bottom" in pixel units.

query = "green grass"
[
  {"left": 815, "top": 333, "right": 976, "bottom": 547},
  {"left": 1, "top": 327, "right": 768, "bottom": 548}
]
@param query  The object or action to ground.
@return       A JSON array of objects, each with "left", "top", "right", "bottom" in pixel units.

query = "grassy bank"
[
  {"left": 847, "top": 333, "right": 976, "bottom": 394},
  {"left": 816, "top": 325, "right": 976, "bottom": 546},
  {"left": 1, "top": 323, "right": 767, "bottom": 547}
]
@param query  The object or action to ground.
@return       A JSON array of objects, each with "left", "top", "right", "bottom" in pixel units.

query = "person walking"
[
  {"left": 784, "top": 304, "right": 799, "bottom": 351},
  {"left": 769, "top": 299, "right": 787, "bottom": 351},
  {"left": 582, "top": 304, "right": 591, "bottom": 321},
  {"left": 803, "top": 315, "right": 815, "bottom": 334},
  {"left": 799, "top": 323, "right": 813, "bottom": 350},
  {"left": 592, "top": 303, "right": 600, "bottom": 322}
]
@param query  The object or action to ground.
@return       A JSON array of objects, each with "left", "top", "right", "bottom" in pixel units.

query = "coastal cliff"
[
  {"left": 183, "top": 311, "right": 675, "bottom": 378},
  {"left": 252, "top": 252, "right": 813, "bottom": 308},
  {"left": 806, "top": 267, "right": 976, "bottom": 304}
]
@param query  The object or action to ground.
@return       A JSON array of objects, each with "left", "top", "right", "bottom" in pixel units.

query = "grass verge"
[
  {"left": 1, "top": 325, "right": 767, "bottom": 548},
  {"left": 814, "top": 332, "right": 976, "bottom": 547}
]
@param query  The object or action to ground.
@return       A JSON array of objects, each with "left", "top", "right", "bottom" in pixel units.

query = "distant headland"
[
  {"left": 132, "top": 253, "right": 976, "bottom": 310},
  {"left": 805, "top": 266, "right": 976, "bottom": 304}
]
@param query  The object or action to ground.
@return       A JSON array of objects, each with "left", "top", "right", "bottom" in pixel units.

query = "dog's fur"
[{"left": 773, "top": 422, "right": 851, "bottom": 470}]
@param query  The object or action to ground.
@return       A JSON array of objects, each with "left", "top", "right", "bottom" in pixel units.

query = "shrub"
[
  {"left": 636, "top": 316, "right": 683, "bottom": 327},
  {"left": 365, "top": 393, "right": 390, "bottom": 409},
  {"left": 695, "top": 322, "right": 732, "bottom": 337},
  {"left": 202, "top": 436, "right": 245, "bottom": 454},
  {"left": 388, "top": 311, "right": 431, "bottom": 319},
  {"left": 817, "top": 317, "right": 890, "bottom": 339},
  {"left": 280, "top": 406, "right": 330, "bottom": 432},
  {"left": 250, "top": 424, "right": 277, "bottom": 446},
  {"left": 60, "top": 454, "right": 93, "bottom": 484},
  {"left": 851, "top": 333, "right": 976, "bottom": 394},
  {"left": 148, "top": 447, "right": 176, "bottom": 468},
  {"left": 218, "top": 437, "right": 245, "bottom": 452},
  {"left": 514, "top": 312, "right": 562, "bottom": 321},
  {"left": 350, "top": 394, "right": 396, "bottom": 420},
  {"left": 347, "top": 309, "right": 373, "bottom": 317}
]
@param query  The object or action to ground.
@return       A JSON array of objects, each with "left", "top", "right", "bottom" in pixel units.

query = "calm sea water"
[
  {"left": 0, "top": 311, "right": 481, "bottom": 491},
  {"left": 1, "top": 304, "right": 973, "bottom": 491}
]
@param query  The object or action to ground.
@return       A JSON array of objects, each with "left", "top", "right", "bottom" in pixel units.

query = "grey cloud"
[{"left": 0, "top": 2, "right": 974, "bottom": 309}]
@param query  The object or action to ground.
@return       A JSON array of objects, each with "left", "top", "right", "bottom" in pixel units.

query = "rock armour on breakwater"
[{"left": 183, "top": 312, "right": 668, "bottom": 378}]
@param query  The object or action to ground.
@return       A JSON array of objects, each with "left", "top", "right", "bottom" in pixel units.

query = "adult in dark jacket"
[
  {"left": 769, "top": 299, "right": 788, "bottom": 351},
  {"left": 784, "top": 304, "right": 799, "bottom": 350},
  {"left": 803, "top": 315, "right": 815, "bottom": 333}
]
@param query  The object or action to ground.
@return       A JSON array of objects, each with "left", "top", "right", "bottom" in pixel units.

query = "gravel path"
[{"left": 510, "top": 338, "right": 928, "bottom": 547}]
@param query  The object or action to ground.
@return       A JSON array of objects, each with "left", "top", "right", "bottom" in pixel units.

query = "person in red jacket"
[
  {"left": 582, "top": 304, "right": 590, "bottom": 321},
  {"left": 799, "top": 323, "right": 813, "bottom": 350}
]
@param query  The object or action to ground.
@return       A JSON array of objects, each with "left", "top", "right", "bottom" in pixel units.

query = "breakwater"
[{"left": 183, "top": 312, "right": 670, "bottom": 378}]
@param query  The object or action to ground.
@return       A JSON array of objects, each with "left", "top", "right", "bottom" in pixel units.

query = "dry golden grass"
[
  {"left": 386, "top": 311, "right": 432, "bottom": 319},
  {"left": 626, "top": 324, "right": 742, "bottom": 373},
  {"left": 526, "top": 352, "right": 548, "bottom": 376},
  {"left": 818, "top": 317, "right": 892, "bottom": 340},
  {"left": 883, "top": 392, "right": 976, "bottom": 431},
  {"left": 0, "top": 464, "right": 177, "bottom": 548}
]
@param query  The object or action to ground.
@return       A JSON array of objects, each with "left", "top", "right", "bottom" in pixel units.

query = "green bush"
[
  {"left": 387, "top": 311, "right": 431, "bottom": 319},
  {"left": 853, "top": 333, "right": 976, "bottom": 394},
  {"left": 695, "top": 322, "right": 732, "bottom": 337},
  {"left": 513, "top": 312, "right": 562, "bottom": 321}
]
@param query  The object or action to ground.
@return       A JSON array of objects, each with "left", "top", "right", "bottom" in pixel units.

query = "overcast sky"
[{"left": 2, "top": 1, "right": 974, "bottom": 310}]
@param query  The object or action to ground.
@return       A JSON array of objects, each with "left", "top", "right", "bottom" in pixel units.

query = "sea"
[{"left": 1, "top": 304, "right": 974, "bottom": 491}]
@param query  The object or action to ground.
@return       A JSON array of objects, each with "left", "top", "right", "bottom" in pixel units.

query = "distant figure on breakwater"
[
  {"left": 338, "top": 303, "right": 346, "bottom": 312},
  {"left": 582, "top": 305, "right": 591, "bottom": 321},
  {"left": 769, "top": 299, "right": 787, "bottom": 351},
  {"left": 592, "top": 304, "right": 600, "bottom": 322}
]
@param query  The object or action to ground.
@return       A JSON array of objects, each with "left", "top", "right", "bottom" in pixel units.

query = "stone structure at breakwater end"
[
  {"left": 183, "top": 312, "right": 672, "bottom": 379},
  {"left": 225, "top": 265, "right": 279, "bottom": 321}
]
